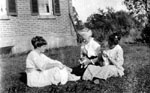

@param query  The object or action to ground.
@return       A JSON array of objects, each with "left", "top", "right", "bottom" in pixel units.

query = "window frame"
[
  {"left": 52, "top": 0, "right": 61, "bottom": 16},
  {"left": 7, "top": 0, "right": 17, "bottom": 16},
  {"left": 30, "top": 0, "right": 61, "bottom": 17}
]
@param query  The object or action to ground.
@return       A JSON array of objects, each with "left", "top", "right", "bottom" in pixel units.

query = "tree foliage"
[
  {"left": 72, "top": 6, "right": 84, "bottom": 43},
  {"left": 72, "top": 7, "right": 84, "bottom": 30},
  {"left": 141, "top": 15, "right": 150, "bottom": 45},
  {"left": 124, "top": 0, "right": 149, "bottom": 26},
  {"left": 124, "top": 0, "right": 150, "bottom": 44},
  {"left": 85, "top": 8, "right": 138, "bottom": 42}
]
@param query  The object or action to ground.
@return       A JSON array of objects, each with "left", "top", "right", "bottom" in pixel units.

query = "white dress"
[
  {"left": 26, "top": 50, "right": 69, "bottom": 87},
  {"left": 83, "top": 44, "right": 124, "bottom": 80},
  {"left": 80, "top": 38, "right": 101, "bottom": 64}
]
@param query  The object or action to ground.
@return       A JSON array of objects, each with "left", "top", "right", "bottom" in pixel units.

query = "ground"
[{"left": 0, "top": 43, "right": 150, "bottom": 93}]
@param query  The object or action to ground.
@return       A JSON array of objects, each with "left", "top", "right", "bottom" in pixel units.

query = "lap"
[
  {"left": 27, "top": 67, "right": 62, "bottom": 86},
  {"left": 103, "top": 65, "right": 117, "bottom": 70},
  {"left": 83, "top": 65, "right": 123, "bottom": 80},
  {"left": 87, "top": 65, "right": 118, "bottom": 76}
]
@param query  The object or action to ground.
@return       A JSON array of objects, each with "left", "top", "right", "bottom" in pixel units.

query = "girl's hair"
[
  {"left": 31, "top": 36, "right": 47, "bottom": 49},
  {"left": 108, "top": 32, "right": 121, "bottom": 45}
]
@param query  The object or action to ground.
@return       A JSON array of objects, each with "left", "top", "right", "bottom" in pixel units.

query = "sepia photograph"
[{"left": 0, "top": 0, "right": 150, "bottom": 93}]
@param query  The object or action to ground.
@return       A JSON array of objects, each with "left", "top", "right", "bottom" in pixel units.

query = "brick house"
[{"left": 0, "top": 0, "right": 77, "bottom": 54}]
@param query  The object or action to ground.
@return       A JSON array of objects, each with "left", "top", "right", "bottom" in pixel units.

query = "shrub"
[{"left": 141, "top": 24, "right": 150, "bottom": 44}]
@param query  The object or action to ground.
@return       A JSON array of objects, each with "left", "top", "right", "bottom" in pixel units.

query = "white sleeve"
[
  {"left": 31, "top": 53, "right": 46, "bottom": 70},
  {"left": 26, "top": 53, "right": 35, "bottom": 69},
  {"left": 116, "top": 48, "right": 124, "bottom": 66},
  {"left": 89, "top": 42, "right": 100, "bottom": 57}
]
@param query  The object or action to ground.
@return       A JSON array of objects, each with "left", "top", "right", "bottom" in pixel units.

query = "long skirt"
[
  {"left": 27, "top": 67, "right": 68, "bottom": 87},
  {"left": 82, "top": 65, "right": 124, "bottom": 80}
]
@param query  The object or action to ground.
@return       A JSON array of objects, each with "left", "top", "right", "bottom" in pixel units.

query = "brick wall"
[{"left": 0, "top": 0, "right": 77, "bottom": 54}]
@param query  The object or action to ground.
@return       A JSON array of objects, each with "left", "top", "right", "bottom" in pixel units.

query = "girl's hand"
[
  {"left": 102, "top": 51, "right": 108, "bottom": 58},
  {"left": 65, "top": 66, "right": 72, "bottom": 72},
  {"left": 116, "top": 65, "right": 124, "bottom": 70},
  {"left": 56, "top": 64, "right": 64, "bottom": 69},
  {"left": 83, "top": 58, "right": 91, "bottom": 65},
  {"left": 79, "top": 59, "right": 83, "bottom": 64}
]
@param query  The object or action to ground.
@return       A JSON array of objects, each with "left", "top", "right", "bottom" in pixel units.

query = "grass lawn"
[{"left": 0, "top": 43, "right": 150, "bottom": 93}]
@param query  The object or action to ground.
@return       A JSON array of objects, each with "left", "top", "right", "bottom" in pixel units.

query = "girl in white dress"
[
  {"left": 79, "top": 29, "right": 101, "bottom": 67},
  {"left": 72, "top": 28, "right": 101, "bottom": 76},
  {"left": 82, "top": 33, "right": 124, "bottom": 84},
  {"left": 26, "top": 36, "right": 80, "bottom": 87}
]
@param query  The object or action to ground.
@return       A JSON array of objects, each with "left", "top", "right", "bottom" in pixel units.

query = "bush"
[{"left": 141, "top": 24, "right": 150, "bottom": 44}]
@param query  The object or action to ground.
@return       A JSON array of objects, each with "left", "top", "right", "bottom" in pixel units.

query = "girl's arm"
[
  {"left": 108, "top": 57, "right": 124, "bottom": 70},
  {"left": 103, "top": 51, "right": 123, "bottom": 70},
  {"left": 33, "top": 53, "right": 64, "bottom": 70},
  {"left": 109, "top": 47, "right": 124, "bottom": 67},
  {"left": 107, "top": 57, "right": 119, "bottom": 67},
  {"left": 90, "top": 57, "right": 98, "bottom": 64},
  {"left": 43, "top": 63, "right": 64, "bottom": 70}
]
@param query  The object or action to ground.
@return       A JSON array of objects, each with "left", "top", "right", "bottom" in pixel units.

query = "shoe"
[
  {"left": 68, "top": 74, "right": 81, "bottom": 81},
  {"left": 93, "top": 79, "right": 100, "bottom": 84}
]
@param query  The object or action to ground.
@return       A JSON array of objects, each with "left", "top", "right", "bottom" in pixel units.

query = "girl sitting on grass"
[
  {"left": 26, "top": 36, "right": 80, "bottom": 87},
  {"left": 82, "top": 33, "right": 124, "bottom": 84},
  {"left": 71, "top": 27, "right": 101, "bottom": 76}
]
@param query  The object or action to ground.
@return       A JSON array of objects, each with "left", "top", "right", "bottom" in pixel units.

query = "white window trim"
[
  {"left": 38, "top": 14, "right": 56, "bottom": 19},
  {"left": 0, "top": 0, "right": 9, "bottom": 19},
  {"left": 37, "top": 0, "right": 56, "bottom": 19}
]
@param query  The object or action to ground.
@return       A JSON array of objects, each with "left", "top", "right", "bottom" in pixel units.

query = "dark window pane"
[
  {"left": 8, "top": 0, "right": 17, "bottom": 15},
  {"left": 31, "top": 0, "right": 38, "bottom": 15},
  {"left": 46, "top": 4, "right": 49, "bottom": 13},
  {"left": 53, "top": 0, "right": 61, "bottom": 16}
]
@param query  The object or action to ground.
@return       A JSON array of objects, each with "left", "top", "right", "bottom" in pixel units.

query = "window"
[
  {"left": 31, "top": 0, "right": 60, "bottom": 16},
  {"left": 38, "top": 0, "right": 53, "bottom": 15},
  {"left": 31, "top": 0, "right": 39, "bottom": 15},
  {"left": 7, "top": 0, "right": 17, "bottom": 15},
  {"left": 52, "top": 0, "right": 61, "bottom": 16},
  {"left": 0, "top": 0, "right": 17, "bottom": 17}
]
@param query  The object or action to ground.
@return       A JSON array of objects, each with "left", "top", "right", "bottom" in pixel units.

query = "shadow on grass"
[
  {"left": 135, "top": 64, "right": 150, "bottom": 93},
  {"left": 19, "top": 72, "right": 27, "bottom": 85}
]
